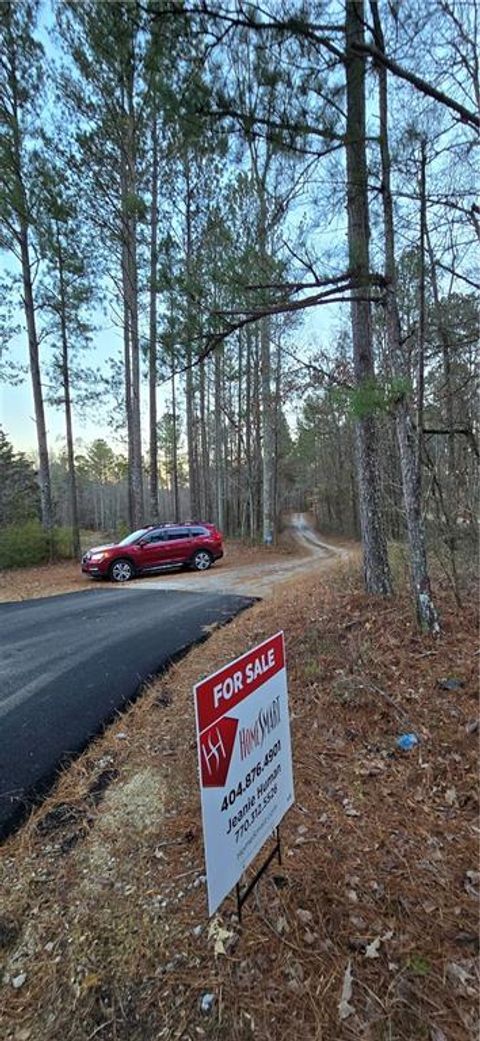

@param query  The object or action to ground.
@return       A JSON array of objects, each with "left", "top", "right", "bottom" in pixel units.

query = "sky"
[
  {"left": 1, "top": 327, "right": 122, "bottom": 455},
  {"left": 0, "top": 1, "right": 150, "bottom": 456},
  {"left": 1, "top": 297, "right": 339, "bottom": 455},
  {"left": 7, "top": 1, "right": 474, "bottom": 458},
  {"left": 0, "top": 0, "right": 345, "bottom": 458}
]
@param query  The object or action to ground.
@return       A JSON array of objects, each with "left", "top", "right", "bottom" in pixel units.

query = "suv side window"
[
  {"left": 190, "top": 527, "right": 208, "bottom": 536},
  {"left": 166, "top": 528, "right": 191, "bottom": 540},
  {"left": 144, "top": 530, "right": 167, "bottom": 543}
]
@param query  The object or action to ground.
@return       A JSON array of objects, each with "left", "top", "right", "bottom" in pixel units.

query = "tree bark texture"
[
  {"left": 272, "top": 335, "right": 282, "bottom": 530},
  {"left": 214, "top": 345, "right": 225, "bottom": 532},
  {"left": 184, "top": 160, "right": 200, "bottom": 519},
  {"left": 124, "top": 67, "right": 143, "bottom": 528},
  {"left": 258, "top": 191, "right": 275, "bottom": 545},
  {"left": 6, "top": 3, "right": 53, "bottom": 537},
  {"left": 170, "top": 356, "right": 180, "bottom": 522},
  {"left": 345, "top": 0, "right": 392, "bottom": 595},
  {"left": 371, "top": 0, "right": 439, "bottom": 632},
  {"left": 56, "top": 223, "right": 81, "bottom": 558},
  {"left": 236, "top": 331, "right": 243, "bottom": 533},
  {"left": 199, "top": 359, "right": 210, "bottom": 519},
  {"left": 426, "top": 227, "right": 461, "bottom": 602},
  {"left": 148, "top": 112, "right": 159, "bottom": 522},
  {"left": 121, "top": 230, "right": 134, "bottom": 529},
  {"left": 250, "top": 326, "right": 262, "bottom": 537},
  {"left": 417, "top": 140, "right": 427, "bottom": 470},
  {"left": 244, "top": 325, "right": 255, "bottom": 536},
  {"left": 261, "top": 312, "right": 275, "bottom": 544},
  {"left": 19, "top": 224, "right": 54, "bottom": 539}
]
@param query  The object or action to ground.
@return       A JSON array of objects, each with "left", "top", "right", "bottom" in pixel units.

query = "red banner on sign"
[{"left": 195, "top": 631, "right": 285, "bottom": 734}]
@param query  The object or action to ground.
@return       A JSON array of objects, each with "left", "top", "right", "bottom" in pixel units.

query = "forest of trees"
[{"left": 0, "top": 1, "right": 478, "bottom": 630}]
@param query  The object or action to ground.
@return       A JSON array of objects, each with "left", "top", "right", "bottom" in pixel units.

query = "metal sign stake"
[{"left": 236, "top": 827, "right": 282, "bottom": 923}]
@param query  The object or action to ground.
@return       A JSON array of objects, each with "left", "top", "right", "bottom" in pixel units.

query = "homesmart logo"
[
  {"left": 238, "top": 695, "right": 281, "bottom": 761},
  {"left": 200, "top": 716, "right": 239, "bottom": 788}
]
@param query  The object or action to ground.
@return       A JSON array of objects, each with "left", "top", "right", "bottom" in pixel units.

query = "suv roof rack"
[{"left": 182, "top": 520, "right": 215, "bottom": 526}]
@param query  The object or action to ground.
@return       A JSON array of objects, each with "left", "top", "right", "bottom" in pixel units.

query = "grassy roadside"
[{"left": 0, "top": 560, "right": 478, "bottom": 1041}]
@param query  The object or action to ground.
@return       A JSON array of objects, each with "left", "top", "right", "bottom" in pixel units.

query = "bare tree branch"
[
  {"left": 352, "top": 40, "right": 480, "bottom": 129},
  {"left": 434, "top": 261, "right": 480, "bottom": 291}
]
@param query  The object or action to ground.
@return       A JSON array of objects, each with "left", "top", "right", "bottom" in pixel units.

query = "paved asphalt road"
[{"left": 0, "top": 586, "right": 254, "bottom": 839}]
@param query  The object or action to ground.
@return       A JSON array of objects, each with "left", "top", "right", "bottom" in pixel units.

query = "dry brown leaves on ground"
[{"left": 0, "top": 561, "right": 478, "bottom": 1041}]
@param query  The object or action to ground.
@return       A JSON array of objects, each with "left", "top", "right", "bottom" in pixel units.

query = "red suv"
[{"left": 81, "top": 523, "right": 223, "bottom": 583}]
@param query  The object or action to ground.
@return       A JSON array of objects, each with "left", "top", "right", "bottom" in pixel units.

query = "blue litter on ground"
[{"left": 396, "top": 733, "right": 419, "bottom": 751}]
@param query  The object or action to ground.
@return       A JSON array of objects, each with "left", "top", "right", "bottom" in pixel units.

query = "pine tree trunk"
[
  {"left": 148, "top": 112, "right": 159, "bottom": 522},
  {"left": 119, "top": 89, "right": 134, "bottom": 531},
  {"left": 272, "top": 336, "right": 282, "bottom": 530},
  {"left": 56, "top": 224, "right": 80, "bottom": 559},
  {"left": 245, "top": 325, "right": 254, "bottom": 537},
  {"left": 122, "top": 235, "right": 134, "bottom": 528},
  {"left": 345, "top": 0, "right": 392, "bottom": 595},
  {"left": 185, "top": 354, "right": 199, "bottom": 518},
  {"left": 350, "top": 459, "right": 359, "bottom": 537},
  {"left": 19, "top": 224, "right": 54, "bottom": 541},
  {"left": 395, "top": 402, "right": 440, "bottom": 629},
  {"left": 6, "top": 4, "right": 53, "bottom": 539},
  {"left": 214, "top": 346, "right": 225, "bottom": 532},
  {"left": 426, "top": 229, "right": 461, "bottom": 601},
  {"left": 199, "top": 359, "right": 210, "bottom": 519},
  {"left": 417, "top": 141, "right": 427, "bottom": 468},
  {"left": 258, "top": 187, "right": 275, "bottom": 546},
  {"left": 261, "top": 312, "right": 275, "bottom": 544},
  {"left": 237, "top": 331, "right": 243, "bottom": 534},
  {"left": 125, "top": 115, "right": 143, "bottom": 527},
  {"left": 119, "top": 63, "right": 143, "bottom": 529},
  {"left": 185, "top": 343, "right": 195, "bottom": 511},
  {"left": 371, "top": 0, "right": 439, "bottom": 631},
  {"left": 171, "top": 356, "right": 180, "bottom": 523},
  {"left": 184, "top": 160, "right": 200, "bottom": 519},
  {"left": 253, "top": 326, "right": 262, "bottom": 537}
]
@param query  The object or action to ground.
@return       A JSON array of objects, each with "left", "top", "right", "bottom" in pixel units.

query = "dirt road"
[{"left": 134, "top": 513, "right": 350, "bottom": 597}]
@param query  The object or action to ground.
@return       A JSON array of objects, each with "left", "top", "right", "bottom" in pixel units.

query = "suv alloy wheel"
[
  {"left": 110, "top": 559, "right": 134, "bottom": 582},
  {"left": 192, "top": 550, "right": 212, "bottom": 571}
]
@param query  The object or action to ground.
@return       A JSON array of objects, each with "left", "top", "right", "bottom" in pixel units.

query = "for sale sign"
[{"left": 194, "top": 631, "right": 294, "bottom": 916}]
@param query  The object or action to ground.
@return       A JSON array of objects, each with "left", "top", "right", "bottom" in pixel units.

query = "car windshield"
[{"left": 118, "top": 528, "right": 150, "bottom": 546}]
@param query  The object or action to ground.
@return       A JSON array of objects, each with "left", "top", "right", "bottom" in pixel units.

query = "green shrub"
[
  {"left": 0, "top": 522, "right": 76, "bottom": 569},
  {"left": 52, "top": 527, "right": 76, "bottom": 560}
]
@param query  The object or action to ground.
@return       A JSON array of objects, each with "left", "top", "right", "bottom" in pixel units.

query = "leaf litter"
[
  {"left": 0, "top": 559, "right": 478, "bottom": 1041},
  {"left": 338, "top": 960, "right": 355, "bottom": 1020}
]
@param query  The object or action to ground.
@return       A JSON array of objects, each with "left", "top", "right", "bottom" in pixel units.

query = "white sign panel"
[{"left": 194, "top": 631, "right": 294, "bottom": 916}]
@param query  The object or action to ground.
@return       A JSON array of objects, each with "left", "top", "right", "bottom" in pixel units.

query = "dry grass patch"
[
  {"left": 0, "top": 560, "right": 88, "bottom": 602},
  {"left": 0, "top": 560, "right": 478, "bottom": 1041}
]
